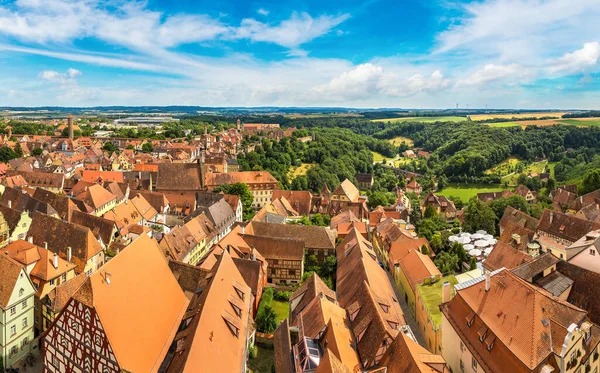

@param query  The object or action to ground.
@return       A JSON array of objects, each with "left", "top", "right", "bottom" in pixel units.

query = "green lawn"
[
  {"left": 547, "top": 162, "right": 558, "bottom": 178},
  {"left": 372, "top": 151, "right": 386, "bottom": 162},
  {"left": 248, "top": 346, "right": 275, "bottom": 373},
  {"left": 272, "top": 300, "right": 290, "bottom": 323},
  {"left": 438, "top": 183, "right": 506, "bottom": 202},
  {"left": 372, "top": 116, "right": 468, "bottom": 123},
  {"left": 416, "top": 275, "right": 458, "bottom": 329}
]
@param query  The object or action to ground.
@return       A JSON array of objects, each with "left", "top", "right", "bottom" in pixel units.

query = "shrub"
[
  {"left": 248, "top": 345, "right": 258, "bottom": 359},
  {"left": 274, "top": 290, "right": 292, "bottom": 302},
  {"left": 256, "top": 305, "right": 278, "bottom": 333}
]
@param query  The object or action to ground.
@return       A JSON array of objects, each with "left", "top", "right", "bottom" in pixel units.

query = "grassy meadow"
[
  {"left": 372, "top": 116, "right": 468, "bottom": 123},
  {"left": 437, "top": 183, "right": 505, "bottom": 203}
]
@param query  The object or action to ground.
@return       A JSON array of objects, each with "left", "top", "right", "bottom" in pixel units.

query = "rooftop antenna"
[{"left": 456, "top": 103, "right": 459, "bottom": 110}]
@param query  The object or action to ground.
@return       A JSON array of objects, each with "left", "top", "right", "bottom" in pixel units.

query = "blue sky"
[{"left": 0, "top": 0, "right": 599, "bottom": 108}]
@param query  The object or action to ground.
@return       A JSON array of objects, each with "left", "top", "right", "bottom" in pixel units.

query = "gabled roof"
[
  {"left": 71, "top": 235, "right": 189, "bottom": 373},
  {"left": 250, "top": 221, "right": 336, "bottom": 250},
  {"left": 499, "top": 206, "right": 539, "bottom": 232},
  {"left": 164, "top": 251, "right": 251, "bottom": 373},
  {"left": 136, "top": 190, "right": 170, "bottom": 213},
  {"left": 332, "top": 179, "right": 360, "bottom": 203},
  {"left": 397, "top": 250, "right": 441, "bottom": 292},
  {"left": 569, "top": 188, "right": 600, "bottom": 212},
  {"left": 242, "top": 234, "right": 304, "bottom": 261},
  {"left": 272, "top": 190, "right": 313, "bottom": 216},
  {"left": 1, "top": 186, "right": 59, "bottom": 216},
  {"left": 28, "top": 211, "right": 103, "bottom": 273},
  {"left": 33, "top": 188, "right": 81, "bottom": 221},
  {"left": 484, "top": 241, "right": 533, "bottom": 271},
  {"left": 442, "top": 269, "right": 588, "bottom": 371},
  {"left": 156, "top": 162, "right": 203, "bottom": 191},
  {"left": 75, "top": 184, "right": 116, "bottom": 210},
  {"left": 5, "top": 240, "right": 76, "bottom": 284},
  {"left": 537, "top": 209, "right": 600, "bottom": 243},
  {"left": 204, "top": 170, "right": 278, "bottom": 187},
  {"left": 81, "top": 170, "right": 124, "bottom": 183},
  {"left": 330, "top": 210, "right": 359, "bottom": 230},
  {"left": 70, "top": 210, "right": 116, "bottom": 245},
  {"left": 0, "top": 252, "right": 28, "bottom": 308},
  {"left": 290, "top": 272, "right": 337, "bottom": 324},
  {"left": 379, "top": 333, "right": 448, "bottom": 373}
]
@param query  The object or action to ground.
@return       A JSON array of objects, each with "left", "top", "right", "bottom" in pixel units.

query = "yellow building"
[
  {"left": 4, "top": 239, "right": 77, "bottom": 335},
  {"left": 0, "top": 253, "right": 36, "bottom": 368},
  {"left": 415, "top": 275, "right": 457, "bottom": 354},
  {"left": 392, "top": 247, "right": 441, "bottom": 316}
]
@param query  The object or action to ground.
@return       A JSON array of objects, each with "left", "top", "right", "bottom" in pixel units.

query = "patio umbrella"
[
  {"left": 463, "top": 244, "right": 475, "bottom": 251},
  {"left": 484, "top": 247, "right": 494, "bottom": 256},
  {"left": 460, "top": 233, "right": 471, "bottom": 238},
  {"left": 449, "top": 236, "right": 459, "bottom": 242},
  {"left": 471, "top": 233, "right": 484, "bottom": 240},
  {"left": 474, "top": 240, "right": 490, "bottom": 248},
  {"left": 469, "top": 249, "right": 483, "bottom": 257},
  {"left": 458, "top": 237, "right": 471, "bottom": 244},
  {"left": 476, "top": 230, "right": 487, "bottom": 235},
  {"left": 483, "top": 234, "right": 494, "bottom": 241}
]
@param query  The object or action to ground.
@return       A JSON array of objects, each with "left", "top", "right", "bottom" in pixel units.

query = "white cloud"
[
  {"left": 0, "top": 1, "right": 348, "bottom": 52},
  {"left": 37, "top": 67, "right": 96, "bottom": 102},
  {"left": 257, "top": 8, "right": 270, "bottom": 16},
  {"left": 309, "top": 63, "right": 450, "bottom": 101},
  {"left": 457, "top": 64, "right": 530, "bottom": 87},
  {"left": 548, "top": 42, "right": 600, "bottom": 75},
  {"left": 233, "top": 12, "right": 350, "bottom": 49},
  {"left": 39, "top": 68, "right": 81, "bottom": 84},
  {"left": 435, "top": 0, "right": 600, "bottom": 61}
]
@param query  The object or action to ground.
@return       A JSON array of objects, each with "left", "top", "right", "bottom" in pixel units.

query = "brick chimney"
[{"left": 442, "top": 281, "right": 451, "bottom": 303}]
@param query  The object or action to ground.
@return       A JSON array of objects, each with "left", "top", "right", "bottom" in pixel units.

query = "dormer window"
[
  {"left": 591, "top": 249, "right": 596, "bottom": 256},
  {"left": 379, "top": 303, "right": 389, "bottom": 313}
]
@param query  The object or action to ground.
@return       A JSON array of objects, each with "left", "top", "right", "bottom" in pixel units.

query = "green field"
[
  {"left": 372, "top": 116, "right": 468, "bottom": 123},
  {"left": 437, "top": 183, "right": 506, "bottom": 202},
  {"left": 485, "top": 122, "right": 523, "bottom": 128},
  {"left": 388, "top": 136, "right": 414, "bottom": 147},
  {"left": 272, "top": 300, "right": 290, "bottom": 323},
  {"left": 559, "top": 119, "right": 600, "bottom": 126},
  {"left": 547, "top": 162, "right": 558, "bottom": 178}
]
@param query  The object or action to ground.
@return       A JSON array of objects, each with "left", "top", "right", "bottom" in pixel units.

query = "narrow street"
[{"left": 385, "top": 270, "right": 427, "bottom": 347}]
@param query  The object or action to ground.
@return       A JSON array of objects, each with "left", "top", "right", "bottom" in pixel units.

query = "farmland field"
[
  {"left": 437, "top": 183, "right": 505, "bottom": 203},
  {"left": 471, "top": 112, "right": 566, "bottom": 121},
  {"left": 485, "top": 118, "right": 600, "bottom": 128},
  {"left": 372, "top": 116, "right": 468, "bottom": 123},
  {"left": 388, "top": 136, "right": 414, "bottom": 147}
]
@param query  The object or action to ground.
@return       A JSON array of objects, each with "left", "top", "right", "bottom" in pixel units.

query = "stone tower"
[{"left": 68, "top": 114, "right": 74, "bottom": 140}]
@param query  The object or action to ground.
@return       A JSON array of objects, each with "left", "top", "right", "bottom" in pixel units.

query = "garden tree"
[
  {"left": 367, "top": 191, "right": 395, "bottom": 209},
  {"left": 141, "top": 142, "right": 153, "bottom": 153},
  {"left": 423, "top": 206, "right": 438, "bottom": 219},
  {"left": 434, "top": 252, "right": 460, "bottom": 274},
  {"left": 463, "top": 199, "right": 497, "bottom": 235},
  {"left": 0, "top": 147, "right": 17, "bottom": 163},
  {"left": 421, "top": 244, "right": 429, "bottom": 256},
  {"left": 319, "top": 256, "right": 337, "bottom": 280},
  {"left": 437, "top": 174, "right": 449, "bottom": 190},
  {"left": 304, "top": 254, "right": 320, "bottom": 273},
  {"left": 310, "top": 213, "right": 330, "bottom": 227},
  {"left": 447, "top": 196, "right": 464, "bottom": 210},
  {"left": 530, "top": 201, "right": 553, "bottom": 219},
  {"left": 290, "top": 175, "right": 308, "bottom": 190},
  {"left": 256, "top": 305, "right": 277, "bottom": 333},
  {"left": 429, "top": 233, "right": 443, "bottom": 253},
  {"left": 13, "top": 143, "right": 23, "bottom": 158},
  {"left": 32, "top": 147, "right": 43, "bottom": 156},
  {"left": 126, "top": 144, "right": 135, "bottom": 150},
  {"left": 546, "top": 178, "right": 556, "bottom": 192},
  {"left": 582, "top": 169, "right": 600, "bottom": 194},
  {"left": 517, "top": 174, "right": 543, "bottom": 191},
  {"left": 469, "top": 257, "right": 477, "bottom": 270},
  {"left": 489, "top": 195, "right": 529, "bottom": 225},
  {"left": 213, "top": 182, "right": 254, "bottom": 221},
  {"left": 302, "top": 271, "right": 333, "bottom": 289},
  {"left": 102, "top": 142, "right": 116, "bottom": 153},
  {"left": 449, "top": 242, "right": 468, "bottom": 263}
]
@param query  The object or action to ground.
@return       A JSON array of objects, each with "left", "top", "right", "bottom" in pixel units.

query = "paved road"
[{"left": 385, "top": 271, "right": 427, "bottom": 347}]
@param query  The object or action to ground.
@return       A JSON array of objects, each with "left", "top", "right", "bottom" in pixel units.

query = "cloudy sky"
[{"left": 0, "top": 0, "right": 599, "bottom": 108}]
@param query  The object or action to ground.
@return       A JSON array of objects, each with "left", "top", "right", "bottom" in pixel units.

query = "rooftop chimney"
[
  {"left": 67, "top": 246, "right": 72, "bottom": 262},
  {"left": 485, "top": 271, "right": 491, "bottom": 292},
  {"left": 242, "top": 224, "right": 245, "bottom": 235},
  {"left": 7, "top": 200, "right": 11, "bottom": 209},
  {"left": 442, "top": 281, "right": 451, "bottom": 303},
  {"left": 44, "top": 242, "right": 48, "bottom": 250},
  {"left": 27, "top": 236, "right": 32, "bottom": 244},
  {"left": 549, "top": 212, "right": 553, "bottom": 224},
  {"left": 52, "top": 253, "right": 58, "bottom": 269}
]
